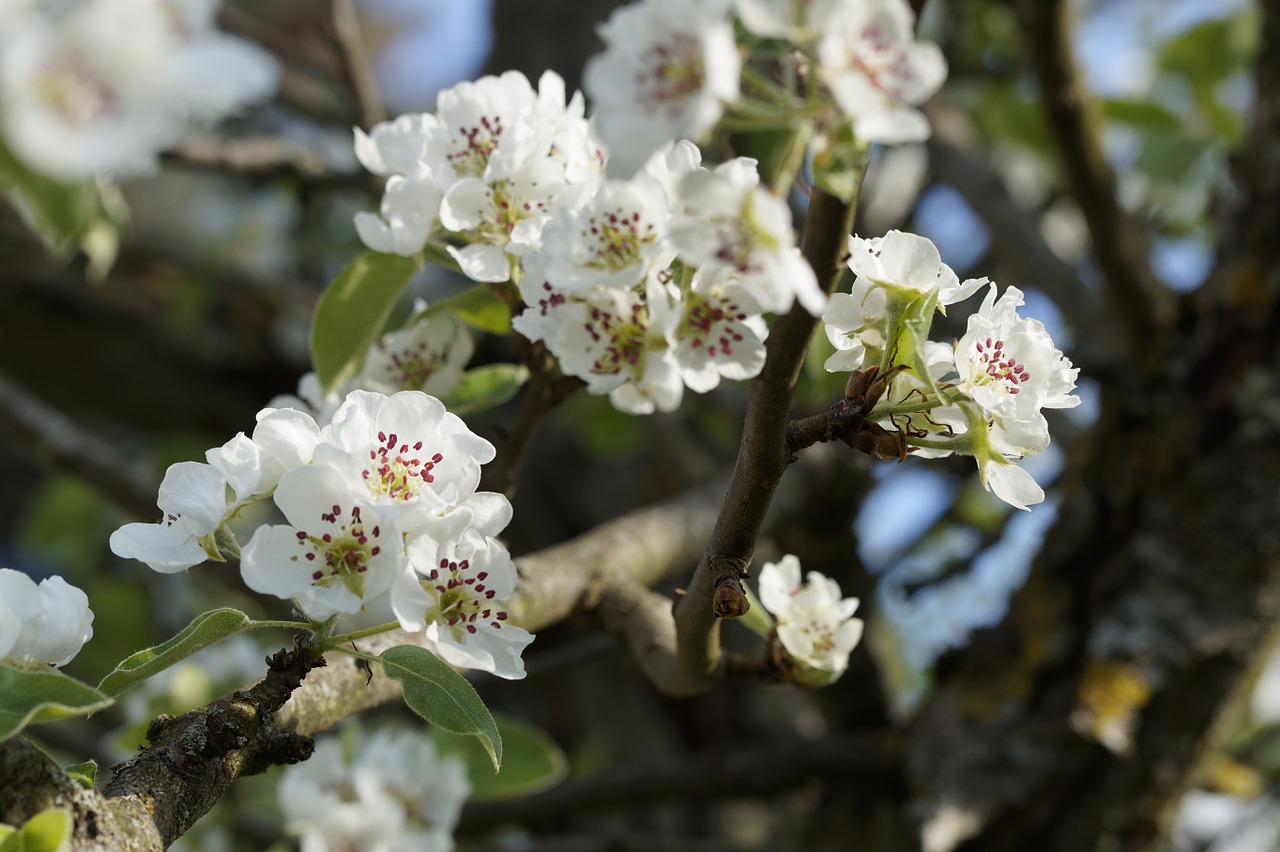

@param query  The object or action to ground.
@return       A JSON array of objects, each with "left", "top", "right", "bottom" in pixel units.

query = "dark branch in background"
[
  {"left": 1014, "top": 0, "right": 1173, "bottom": 343},
  {"left": 669, "top": 186, "right": 860, "bottom": 696},
  {"left": 482, "top": 337, "right": 584, "bottom": 499},
  {"left": 330, "top": 0, "right": 385, "bottom": 130},
  {"left": 924, "top": 119, "right": 1125, "bottom": 367},
  {"left": 164, "top": 136, "right": 364, "bottom": 188},
  {"left": 457, "top": 733, "right": 901, "bottom": 831},
  {"left": 0, "top": 373, "right": 157, "bottom": 519}
]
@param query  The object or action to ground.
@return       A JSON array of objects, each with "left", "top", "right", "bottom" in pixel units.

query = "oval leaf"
[
  {"left": 432, "top": 712, "right": 566, "bottom": 801},
  {"left": 311, "top": 252, "right": 419, "bottom": 393},
  {"left": 442, "top": 364, "right": 529, "bottom": 416},
  {"left": 379, "top": 645, "right": 502, "bottom": 771},
  {"left": 0, "top": 666, "right": 112, "bottom": 742},
  {"left": 98, "top": 608, "right": 252, "bottom": 697},
  {"left": 425, "top": 284, "right": 512, "bottom": 334},
  {"left": 20, "top": 809, "right": 72, "bottom": 852},
  {"left": 63, "top": 760, "right": 97, "bottom": 789}
]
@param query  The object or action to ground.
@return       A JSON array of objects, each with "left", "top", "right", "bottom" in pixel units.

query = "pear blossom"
[
  {"left": 651, "top": 269, "right": 768, "bottom": 393},
  {"left": 758, "top": 555, "right": 864, "bottom": 687},
  {"left": 0, "top": 0, "right": 277, "bottom": 180},
  {"left": 954, "top": 284, "right": 1080, "bottom": 457},
  {"left": 393, "top": 524, "right": 533, "bottom": 680},
  {"left": 824, "top": 230, "right": 985, "bottom": 373},
  {"left": 357, "top": 308, "right": 473, "bottom": 398},
  {"left": 110, "top": 461, "right": 229, "bottom": 573},
  {"left": 240, "top": 462, "right": 405, "bottom": 620},
  {"left": 279, "top": 726, "right": 470, "bottom": 852},
  {"left": 312, "top": 391, "right": 496, "bottom": 532},
  {"left": 735, "top": 0, "right": 851, "bottom": 42},
  {"left": 584, "top": 0, "right": 741, "bottom": 177},
  {"left": 353, "top": 113, "right": 434, "bottom": 178},
  {"left": 0, "top": 569, "right": 94, "bottom": 667},
  {"left": 816, "top": 0, "right": 947, "bottom": 144},
  {"left": 671, "top": 161, "right": 825, "bottom": 315},
  {"left": 354, "top": 174, "right": 444, "bottom": 257}
]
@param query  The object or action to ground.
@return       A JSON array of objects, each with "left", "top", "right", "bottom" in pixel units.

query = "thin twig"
[
  {"left": 165, "top": 136, "right": 362, "bottom": 187},
  {"left": 669, "top": 186, "right": 861, "bottom": 696},
  {"left": 0, "top": 372, "right": 158, "bottom": 519},
  {"left": 330, "top": 0, "right": 385, "bottom": 129},
  {"left": 1015, "top": 0, "right": 1172, "bottom": 343}
]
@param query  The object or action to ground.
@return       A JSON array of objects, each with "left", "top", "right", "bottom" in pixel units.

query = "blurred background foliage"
[{"left": 0, "top": 0, "right": 1273, "bottom": 849}]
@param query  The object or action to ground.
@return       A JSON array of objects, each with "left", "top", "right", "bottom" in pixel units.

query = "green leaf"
[
  {"left": 19, "top": 809, "right": 72, "bottom": 852},
  {"left": 0, "top": 667, "right": 112, "bottom": 742},
  {"left": 425, "top": 284, "right": 512, "bottom": 334},
  {"left": 0, "top": 140, "right": 95, "bottom": 256},
  {"left": 441, "top": 364, "right": 529, "bottom": 416},
  {"left": 63, "top": 760, "right": 97, "bottom": 789},
  {"left": 98, "top": 608, "right": 253, "bottom": 697},
  {"left": 311, "top": 252, "right": 419, "bottom": 393},
  {"left": 1101, "top": 98, "right": 1182, "bottom": 131},
  {"left": 379, "top": 645, "right": 502, "bottom": 771},
  {"left": 811, "top": 122, "right": 868, "bottom": 203},
  {"left": 432, "top": 712, "right": 567, "bottom": 801}
]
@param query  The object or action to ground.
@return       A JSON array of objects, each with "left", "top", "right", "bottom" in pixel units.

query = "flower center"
[
  {"left": 423, "top": 557, "right": 509, "bottom": 637},
  {"left": 378, "top": 342, "right": 445, "bottom": 390},
  {"left": 973, "top": 337, "right": 1030, "bottom": 395},
  {"left": 362, "top": 431, "right": 443, "bottom": 502},
  {"left": 680, "top": 293, "right": 747, "bottom": 357},
  {"left": 295, "top": 504, "right": 383, "bottom": 599},
  {"left": 448, "top": 115, "right": 503, "bottom": 177},
  {"left": 36, "top": 61, "right": 114, "bottom": 126},
  {"left": 584, "top": 303, "right": 649, "bottom": 376},
  {"left": 580, "top": 205, "right": 658, "bottom": 272},
  {"left": 532, "top": 281, "right": 566, "bottom": 316},
  {"left": 637, "top": 35, "right": 705, "bottom": 116},
  {"left": 851, "top": 23, "right": 915, "bottom": 99}
]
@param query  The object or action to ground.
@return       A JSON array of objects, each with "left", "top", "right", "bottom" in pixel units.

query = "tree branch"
[
  {"left": 330, "top": 0, "right": 385, "bottom": 130},
  {"left": 1014, "top": 0, "right": 1173, "bottom": 343},
  {"left": 668, "top": 186, "right": 859, "bottom": 696}
]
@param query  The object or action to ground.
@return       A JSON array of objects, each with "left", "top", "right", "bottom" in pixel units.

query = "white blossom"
[
  {"left": 0, "top": 568, "right": 94, "bottom": 667},
  {"left": 240, "top": 462, "right": 405, "bottom": 620},
  {"left": 816, "top": 0, "right": 946, "bottom": 144},
  {"left": 357, "top": 307, "right": 474, "bottom": 399},
  {"left": 584, "top": 0, "right": 741, "bottom": 177},
  {"left": 735, "top": 0, "right": 851, "bottom": 42},
  {"left": 392, "top": 522, "right": 533, "bottom": 680},
  {"left": 0, "top": 0, "right": 277, "bottom": 180},
  {"left": 954, "top": 284, "right": 1079, "bottom": 457},
  {"left": 671, "top": 160, "right": 824, "bottom": 315},
  {"left": 758, "top": 555, "right": 863, "bottom": 687},
  {"left": 354, "top": 174, "right": 444, "bottom": 257},
  {"left": 279, "top": 726, "right": 470, "bottom": 852},
  {"left": 109, "top": 461, "right": 229, "bottom": 573},
  {"left": 651, "top": 269, "right": 768, "bottom": 393}
]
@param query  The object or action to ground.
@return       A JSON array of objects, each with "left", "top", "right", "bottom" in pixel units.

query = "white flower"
[
  {"left": 735, "top": 0, "right": 851, "bottom": 42},
  {"left": 279, "top": 726, "right": 470, "bottom": 852},
  {"left": 652, "top": 270, "right": 768, "bottom": 393},
  {"left": 313, "top": 391, "right": 496, "bottom": 532},
  {"left": 0, "top": 568, "right": 94, "bottom": 667},
  {"left": 354, "top": 113, "right": 434, "bottom": 178},
  {"left": 823, "top": 230, "right": 984, "bottom": 372},
  {"left": 392, "top": 525, "right": 533, "bottom": 680},
  {"left": 817, "top": 0, "right": 946, "bottom": 144},
  {"left": 529, "top": 174, "right": 675, "bottom": 293},
  {"left": 514, "top": 283, "right": 684, "bottom": 414},
  {"left": 240, "top": 462, "right": 405, "bottom": 620},
  {"left": 671, "top": 161, "right": 825, "bottom": 315},
  {"left": 0, "top": 0, "right": 277, "bottom": 180},
  {"left": 758, "top": 555, "right": 863, "bottom": 687},
  {"left": 109, "top": 461, "right": 229, "bottom": 573},
  {"left": 584, "top": 0, "right": 741, "bottom": 177},
  {"left": 954, "top": 284, "right": 1079, "bottom": 458},
  {"left": 358, "top": 309, "right": 474, "bottom": 399},
  {"left": 354, "top": 174, "right": 444, "bottom": 257}
]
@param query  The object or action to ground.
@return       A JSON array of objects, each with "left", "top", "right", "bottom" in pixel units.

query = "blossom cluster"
[
  {"left": 822, "top": 230, "right": 1080, "bottom": 509},
  {"left": 110, "top": 389, "right": 533, "bottom": 679},
  {"left": 757, "top": 555, "right": 864, "bottom": 687},
  {"left": 0, "top": 567, "right": 94, "bottom": 668},
  {"left": 356, "top": 71, "right": 822, "bottom": 413},
  {"left": 278, "top": 726, "right": 469, "bottom": 852},
  {"left": 0, "top": 0, "right": 278, "bottom": 180},
  {"left": 584, "top": 0, "right": 946, "bottom": 175}
]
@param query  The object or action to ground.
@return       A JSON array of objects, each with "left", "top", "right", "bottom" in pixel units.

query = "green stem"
[
  {"left": 325, "top": 621, "right": 402, "bottom": 647},
  {"left": 245, "top": 619, "right": 314, "bottom": 631},
  {"left": 740, "top": 64, "right": 801, "bottom": 108}
]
